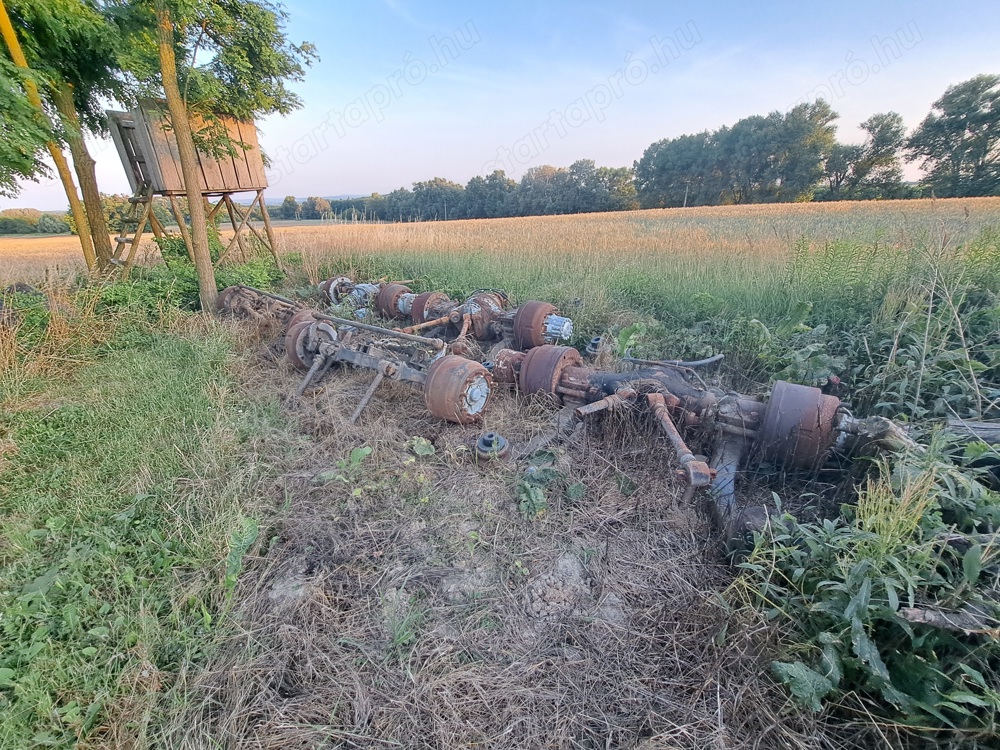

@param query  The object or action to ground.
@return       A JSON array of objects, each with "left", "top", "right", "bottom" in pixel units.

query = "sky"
[{"left": 5, "top": 0, "right": 999, "bottom": 210}]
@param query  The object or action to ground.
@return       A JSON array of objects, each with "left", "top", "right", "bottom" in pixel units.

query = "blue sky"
[{"left": 6, "top": 0, "right": 998, "bottom": 209}]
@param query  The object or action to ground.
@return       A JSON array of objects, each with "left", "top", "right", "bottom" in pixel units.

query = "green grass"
[{"left": 0, "top": 320, "right": 278, "bottom": 747}]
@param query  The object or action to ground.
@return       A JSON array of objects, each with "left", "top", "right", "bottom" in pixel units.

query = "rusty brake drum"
[
  {"left": 410, "top": 291, "right": 451, "bottom": 323},
  {"left": 376, "top": 283, "right": 413, "bottom": 319},
  {"left": 285, "top": 320, "right": 338, "bottom": 372},
  {"left": 519, "top": 344, "right": 583, "bottom": 400},
  {"left": 757, "top": 380, "right": 841, "bottom": 471},
  {"left": 423, "top": 355, "right": 492, "bottom": 424}
]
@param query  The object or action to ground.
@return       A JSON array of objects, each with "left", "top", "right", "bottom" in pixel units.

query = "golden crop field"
[{"left": 4, "top": 197, "right": 999, "bottom": 287}]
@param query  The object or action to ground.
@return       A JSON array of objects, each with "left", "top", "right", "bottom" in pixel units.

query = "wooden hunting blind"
[{"left": 106, "top": 100, "right": 278, "bottom": 268}]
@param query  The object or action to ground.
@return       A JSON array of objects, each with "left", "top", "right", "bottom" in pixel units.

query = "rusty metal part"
[
  {"left": 319, "top": 276, "right": 355, "bottom": 304},
  {"left": 574, "top": 388, "right": 637, "bottom": 418},
  {"left": 402, "top": 313, "right": 452, "bottom": 335},
  {"left": 216, "top": 286, "right": 239, "bottom": 313},
  {"left": 758, "top": 381, "right": 841, "bottom": 471},
  {"left": 376, "top": 283, "right": 413, "bottom": 319},
  {"left": 350, "top": 360, "right": 399, "bottom": 424},
  {"left": 313, "top": 312, "right": 445, "bottom": 350},
  {"left": 519, "top": 345, "right": 584, "bottom": 399},
  {"left": 218, "top": 284, "right": 301, "bottom": 322},
  {"left": 491, "top": 349, "right": 525, "bottom": 387},
  {"left": 423, "top": 356, "right": 492, "bottom": 424},
  {"left": 287, "top": 308, "right": 317, "bottom": 330},
  {"left": 512, "top": 300, "right": 557, "bottom": 350},
  {"left": 647, "top": 393, "right": 714, "bottom": 487},
  {"left": 285, "top": 320, "right": 338, "bottom": 371},
  {"left": 464, "top": 292, "right": 507, "bottom": 340},
  {"left": 410, "top": 291, "right": 451, "bottom": 324},
  {"left": 476, "top": 431, "right": 510, "bottom": 460}
]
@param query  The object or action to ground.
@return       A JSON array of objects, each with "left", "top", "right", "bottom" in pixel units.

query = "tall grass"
[{"left": 0, "top": 301, "right": 279, "bottom": 748}]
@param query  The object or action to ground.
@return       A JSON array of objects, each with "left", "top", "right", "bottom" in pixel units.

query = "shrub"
[
  {"left": 735, "top": 439, "right": 1000, "bottom": 736},
  {"left": 0, "top": 217, "right": 37, "bottom": 234},
  {"left": 36, "top": 213, "right": 70, "bottom": 234}
]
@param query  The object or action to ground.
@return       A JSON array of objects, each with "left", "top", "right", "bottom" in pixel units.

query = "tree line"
[
  {"left": 274, "top": 160, "right": 637, "bottom": 223},
  {"left": 273, "top": 73, "right": 998, "bottom": 224},
  {"left": 638, "top": 74, "right": 1000, "bottom": 207}
]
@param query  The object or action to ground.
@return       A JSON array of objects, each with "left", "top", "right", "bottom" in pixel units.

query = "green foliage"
[
  {"left": 97, "top": 256, "right": 281, "bottom": 313},
  {"left": 94, "top": 232, "right": 284, "bottom": 313},
  {"left": 35, "top": 213, "right": 70, "bottom": 234},
  {"left": 906, "top": 74, "right": 1000, "bottom": 198},
  {"left": 737, "top": 445, "right": 1000, "bottom": 734},
  {"left": 300, "top": 195, "right": 331, "bottom": 220},
  {"left": 636, "top": 101, "right": 837, "bottom": 207},
  {"left": 406, "top": 436, "right": 436, "bottom": 456},
  {"left": 313, "top": 446, "right": 372, "bottom": 487},
  {"left": 0, "top": 58, "right": 53, "bottom": 197},
  {"left": 0, "top": 216, "right": 38, "bottom": 234},
  {"left": 7, "top": 0, "right": 126, "bottom": 133},
  {"left": 515, "top": 452, "right": 572, "bottom": 519},
  {"left": 278, "top": 195, "right": 299, "bottom": 220}
]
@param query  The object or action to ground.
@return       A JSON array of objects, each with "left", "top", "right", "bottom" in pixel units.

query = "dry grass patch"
[{"left": 155, "top": 341, "right": 906, "bottom": 749}]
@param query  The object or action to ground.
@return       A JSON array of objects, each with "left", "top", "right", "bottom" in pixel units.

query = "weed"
[{"left": 733, "top": 442, "right": 1000, "bottom": 736}]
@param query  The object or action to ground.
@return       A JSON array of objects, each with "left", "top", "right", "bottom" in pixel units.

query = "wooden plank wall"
[{"left": 131, "top": 101, "right": 268, "bottom": 195}]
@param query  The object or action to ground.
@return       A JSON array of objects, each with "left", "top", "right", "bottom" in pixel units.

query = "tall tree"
[
  {"left": 0, "top": 0, "right": 97, "bottom": 269},
  {"left": 771, "top": 100, "right": 837, "bottom": 201},
  {"left": 0, "top": 56, "right": 50, "bottom": 197},
  {"left": 595, "top": 165, "right": 638, "bottom": 211},
  {"left": 7, "top": 0, "right": 125, "bottom": 269},
  {"left": 906, "top": 74, "right": 1000, "bottom": 197},
  {"left": 634, "top": 131, "right": 721, "bottom": 208},
  {"left": 822, "top": 142, "right": 863, "bottom": 199},
  {"left": 153, "top": 0, "right": 216, "bottom": 310},
  {"left": 279, "top": 195, "right": 299, "bottom": 220},
  {"left": 411, "top": 177, "right": 465, "bottom": 220},
  {"left": 465, "top": 170, "right": 515, "bottom": 218},
  {"left": 300, "top": 196, "right": 331, "bottom": 220},
  {"left": 850, "top": 112, "right": 905, "bottom": 198}
]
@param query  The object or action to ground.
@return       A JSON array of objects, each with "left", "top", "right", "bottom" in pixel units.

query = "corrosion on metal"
[
  {"left": 647, "top": 393, "right": 715, "bottom": 488},
  {"left": 758, "top": 380, "right": 841, "bottom": 471},
  {"left": 423, "top": 356, "right": 492, "bottom": 424},
  {"left": 512, "top": 300, "right": 558, "bottom": 350}
]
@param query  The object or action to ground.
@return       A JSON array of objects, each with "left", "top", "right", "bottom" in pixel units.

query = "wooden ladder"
[{"left": 111, "top": 184, "right": 165, "bottom": 273}]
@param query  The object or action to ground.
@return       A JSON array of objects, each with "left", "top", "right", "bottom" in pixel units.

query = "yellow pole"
[{"left": 0, "top": 0, "right": 97, "bottom": 271}]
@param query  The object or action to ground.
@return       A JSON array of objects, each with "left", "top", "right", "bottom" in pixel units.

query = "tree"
[
  {"left": 37, "top": 212, "right": 69, "bottom": 233},
  {"left": 152, "top": 0, "right": 217, "bottom": 310},
  {"left": 300, "top": 196, "right": 330, "bottom": 220},
  {"left": 411, "top": 177, "right": 465, "bottom": 220},
  {"left": 824, "top": 112, "right": 905, "bottom": 200},
  {"left": 0, "top": 0, "right": 97, "bottom": 269},
  {"left": 111, "top": 0, "right": 314, "bottom": 308},
  {"left": 7, "top": 0, "right": 127, "bottom": 269},
  {"left": 822, "top": 142, "right": 863, "bottom": 199},
  {"left": 595, "top": 165, "right": 638, "bottom": 211},
  {"left": 635, "top": 132, "right": 721, "bottom": 208},
  {"left": 907, "top": 74, "right": 1000, "bottom": 197},
  {"left": 0, "top": 56, "right": 51, "bottom": 198},
  {"left": 384, "top": 187, "right": 414, "bottom": 221},
  {"left": 771, "top": 100, "right": 837, "bottom": 201},
  {"left": 279, "top": 195, "right": 299, "bottom": 220},
  {"left": 465, "top": 170, "right": 515, "bottom": 218}
]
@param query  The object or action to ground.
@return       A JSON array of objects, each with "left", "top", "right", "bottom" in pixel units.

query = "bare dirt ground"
[{"left": 156, "top": 322, "right": 895, "bottom": 750}]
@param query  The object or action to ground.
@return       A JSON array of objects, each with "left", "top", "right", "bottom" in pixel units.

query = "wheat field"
[{"left": 4, "top": 197, "right": 999, "bottom": 283}]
